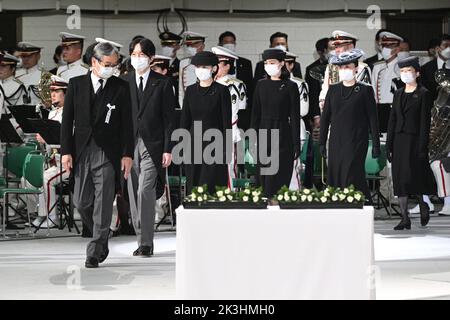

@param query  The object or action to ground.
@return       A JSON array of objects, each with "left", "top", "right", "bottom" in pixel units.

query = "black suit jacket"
[
  {"left": 236, "top": 56, "right": 253, "bottom": 130},
  {"left": 304, "top": 58, "right": 326, "bottom": 132},
  {"left": 420, "top": 58, "right": 439, "bottom": 102},
  {"left": 121, "top": 70, "right": 177, "bottom": 186},
  {"left": 387, "top": 86, "right": 432, "bottom": 156},
  {"left": 363, "top": 54, "right": 381, "bottom": 71},
  {"left": 61, "top": 72, "right": 134, "bottom": 187}
]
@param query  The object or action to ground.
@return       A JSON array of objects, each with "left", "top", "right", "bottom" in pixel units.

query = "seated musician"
[{"left": 30, "top": 75, "right": 69, "bottom": 228}]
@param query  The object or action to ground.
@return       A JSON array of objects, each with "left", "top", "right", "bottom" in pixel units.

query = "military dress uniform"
[
  {"left": 371, "top": 31, "right": 405, "bottom": 133},
  {"left": 159, "top": 31, "right": 182, "bottom": 98},
  {"left": 319, "top": 31, "right": 372, "bottom": 104},
  {"left": 178, "top": 31, "right": 207, "bottom": 107},
  {"left": 57, "top": 33, "right": 89, "bottom": 81}
]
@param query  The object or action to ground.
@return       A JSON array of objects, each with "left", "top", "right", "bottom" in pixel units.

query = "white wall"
[{"left": 21, "top": 12, "right": 382, "bottom": 74}]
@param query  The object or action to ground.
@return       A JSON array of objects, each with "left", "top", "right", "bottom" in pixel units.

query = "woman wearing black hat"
[
  {"left": 250, "top": 48, "right": 301, "bottom": 198},
  {"left": 387, "top": 56, "right": 436, "bottom": 230},
  {"left": 180, "top": 51, "right": 232, "bottom": 194},
  {"left": 320, "top": 49, "right": 380, "bottom": 201}
]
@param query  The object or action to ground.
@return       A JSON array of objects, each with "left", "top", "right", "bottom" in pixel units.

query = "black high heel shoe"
[
  {"left": 394, "top": 218, "right": 411, "bottom": 230},
  {"left": 420, "top": 203, "right": 430, "bottom": 227}
]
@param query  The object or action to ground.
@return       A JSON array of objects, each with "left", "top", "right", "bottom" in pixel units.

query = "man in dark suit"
[
  {"left": 121, "top": 37, "right": 176, "bottom": 257},
  {"left": 218, "top": 31, "right": 253, "bottom": 130},
  {"left": 61, "top": 42, "right": 134, "bottom": 268},
  {"left": 421, "top": 34, "right": 450, "bottom": 102},
  {"left": 253, "top": 32, "right": 302, "bottom": 83},
  {"left": 364, "top": 29, "right": 388, "bottom": 70}
]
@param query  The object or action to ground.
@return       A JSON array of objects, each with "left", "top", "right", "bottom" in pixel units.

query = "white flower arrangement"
[{"left": 185, "top": 185, "right": 266, "bottom": 204}]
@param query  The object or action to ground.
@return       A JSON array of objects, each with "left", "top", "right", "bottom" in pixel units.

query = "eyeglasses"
[{"left": 96, "top": 58, "right": 119, "bottom": 68}]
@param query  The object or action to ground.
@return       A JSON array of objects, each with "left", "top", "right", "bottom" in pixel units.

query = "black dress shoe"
[
  {"left": 420, "top": 203, "right": 430, "bottom": 227},
  {"left": 133, "top": 245, "right": 153, "bottom": 257},
  {"left": 394, "top": 218, "right": 411, "bottom": 231},
  {"left": 99, "top": 247, "right": 109, "bottom": 263},
  {"left": 85, "top": 257, "right": 99, "bottom": 268}
]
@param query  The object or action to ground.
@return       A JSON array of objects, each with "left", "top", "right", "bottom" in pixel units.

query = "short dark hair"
[
  {"left": 315, "top": 38, "right": 330, "bottom": 52},
  {"left": 219, "top": 31, "right": 236, "bottom": 44},
  {"left": 129, "top": 37, "right": 155, "bottom": 57},
  {"left": 441, "top": 34, "right": 450, "bottom": 45},
  {"left": 129, "top": 35, "right": 145, "bottom": 54},
  {"left": 270, "top": 32, "right": 288, "bottom": 45},
  {"left": 428, "top": 38, "right": 441, "bottom": 50},
  {"left": 52, "top": 45, "right": 63, "bottom": 64}
]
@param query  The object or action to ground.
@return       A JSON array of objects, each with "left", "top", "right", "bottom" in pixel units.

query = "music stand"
[
  {"left": 0, "top": 118, "right": 24, "bottom": 229},
  {"left": 27, "top": 119, "right": 78, "bottom": 234},
  {"left": 7, "top": 105, "right": 40, "bottom": 134}
]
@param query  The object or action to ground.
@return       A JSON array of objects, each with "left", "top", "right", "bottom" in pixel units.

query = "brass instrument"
[
  {"left": 37, "top": 71, "right": 53, "bottom": 108},
  {"left": 429, "top": 69, "right": 450, "bottom": 161}
]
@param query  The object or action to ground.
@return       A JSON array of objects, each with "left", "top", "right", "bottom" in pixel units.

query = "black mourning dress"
[
  {"left": 251, "top": 78, "right": 301, "bottom": 198},
  {"left": 180, "top": 81, "right": 232, "bottom": 194},
  {"left": 320, "top": 82, "right": 380, "bottom": 199}
]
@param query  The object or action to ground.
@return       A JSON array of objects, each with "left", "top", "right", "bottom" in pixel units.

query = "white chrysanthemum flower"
[
  {"left": 224, "top": 188, "right": 231, "bottom": 194},
  {"left": 243, "top": 196, "right": 249, "bottom": 202},
  {"left": 301, "top": 195, "right": 307, "bottom": 202},
  {"left": 332, "top": 195, "right": 338, "bottom": 202},
  {"left": 303, "top": 189, "right": 310, "bottom": 195},
  {"left": 347, "top": 196, "right": 354, "bottom": 203},
  {"left": 355, "top": 194, "right": 362, "bottom": 201},
  {"left": 324, "top": 191, "right": 330, "bottom": 197},
  {"left": 284, "top": 194, "right": 290, "bottom": 201},
  {"left": 252, "top": 191, "right": 258, "bottom": 196},
  {"left": 343, "top": 188, "right": 349, "bottom": 194},
  {"left": 252, "top": 196, "right": 259, "bottom": 203},
  {"left": 245, "top": 189, "right": 251, "bottom": 195},
  {"left": 217, "top": 190, "right": 224, "bottom": 197},
  {"left": 197, "top": 197, "right": 203, "bottom": 202},
  {"left": 320, "top": 196, "right": 327, "bottom": 203},
  {"left": 227, "top": 195, "right": 233, "bottom": 201},
  {"left": 219, "top": 196, "right": 226, "bottom": 202},
  {"left": 277, "top": 195, "right": 283, "bottom": 201},
  {"left": 291, "top": 195, "right": 298, "bottom": 201},
  {"left": 198, "top": 187, "right": 204, "bottom": 193},
  {"left": 307, "top": 195, "right": 313, "bottom": 202},
  {"left": 339, "top": 194, "right": 346, "bottom": 201}
]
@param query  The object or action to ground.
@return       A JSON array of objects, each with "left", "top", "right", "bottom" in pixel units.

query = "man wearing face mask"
[
  {"left": 319, "top": 31, "right": 371, "bottom": 110},
  {"left": 61, "top": 42, "right": 134, "bottom": 268},
  {"left": 364, "top": 29, "right": 389, "bottom": 71},
  {"left": 253, "top": 32, "right": 302, "bottom": 83},
  {"left": 121, "top": 37, "right": 176, "bottom": 257},
  {"left": 371, "top": 31, "right": 405, "bottom": 134},
  {"left": 57, "top": 33, "right": 89, "bottom": 82},
  {"left": 320, "top": 49, "right": 380, "bottom": 201},
  {"left": 178, "top": 31, "right": 207, "bottom": 107},
  {"left": 159, "top": 31, "right": 182, "bottom": 96},
  {"left": 421, "top": 34, "right": 450, "bottom": 102}
]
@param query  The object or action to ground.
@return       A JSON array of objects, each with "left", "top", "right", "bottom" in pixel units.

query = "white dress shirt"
[
  {"left": 90, "top": 72, "right": 107, "bottom": 93},
  {"left": 135, "top": 68, "right": 151, "bottom": 90},
  {"left": 437, "top": 56, "right": 450, "bottom": 70}
]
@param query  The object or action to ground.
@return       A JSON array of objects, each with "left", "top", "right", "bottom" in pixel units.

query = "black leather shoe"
[
  {"left": 394, "top": 218, "right": 411, "bottom": 231},
  {"left": 133, "top": 245, "right": 153, "bottom": 257},
  {"left": 99, "top": 247, "right": 109, "bottom": 263},
  {"left": 85, "top": 257, "right": 99, "bottom": 268}
]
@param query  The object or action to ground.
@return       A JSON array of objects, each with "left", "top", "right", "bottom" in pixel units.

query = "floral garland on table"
[
  {"left": 185, "top": 185, "right": 267, "bottom": 204},
  {"left": 275, "top": 185, "right": 365, "bottom": 204}
]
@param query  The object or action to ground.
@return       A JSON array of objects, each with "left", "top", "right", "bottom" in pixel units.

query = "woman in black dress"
[
  {"left": 319, "top": 49, "right": 380, "bottom": 200},
  {"left": 387, "top": 56, "right": 436, "bottom": 230},
  {"left": 251, "top": 49, "right": 301, "bottom": 198},
  {"left": 180, "top": 51, "right": 232, "bottom": 194}
]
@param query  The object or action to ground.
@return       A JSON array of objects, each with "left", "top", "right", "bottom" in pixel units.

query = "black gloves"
[{"left": 319, "top": 145, "right": 327, "bottom": 159}]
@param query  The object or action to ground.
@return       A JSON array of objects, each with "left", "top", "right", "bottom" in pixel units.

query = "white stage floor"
[{"left": 2, "top": 216, "right": 450, "bottom": 300}]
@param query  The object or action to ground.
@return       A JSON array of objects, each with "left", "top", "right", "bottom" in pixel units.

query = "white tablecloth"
[{"left": 176, "top": 206, "right": 375, "bottom": 300}]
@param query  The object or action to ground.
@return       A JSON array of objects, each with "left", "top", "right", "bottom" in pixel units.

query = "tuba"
[{"left": 428, "top": 69, "right": 450, "bottom": 161}]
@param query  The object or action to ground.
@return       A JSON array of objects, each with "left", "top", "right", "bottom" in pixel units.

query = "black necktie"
[
  {"left": 139, "top": 77, "right": 144, "bottom": 93},
  {"left": 97, "top": 79, "right": 104, "bottom": 95}
]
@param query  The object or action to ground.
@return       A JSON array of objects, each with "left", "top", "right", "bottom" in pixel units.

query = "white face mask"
[
  {"left": 397, "top": 51, "right": 410, "bottom": 61},
  {"left": 184, "top": 46, "right": 198, "bottom": 57},
  {"left": 274, "top": 44, "right": 287, "bottom": 52},
  {"left": 381, "top": 47, "right": 393, "bottom": 60},
  {"left": 264, "top": 63, "right": 281, "bottom": 77},
  {"left": 97, "top": 65, "right": 115, "bottom": 79},
  {"left": 400, "top": 72, "right": 416, "bottom": 84},
  {"left": 195, "top": 67, "right": 212, "bottom": 81},
  {"left": 161, "top": 46, "right": 175, "bottom": 57},
  {"left": 131, "top": 56, "right": 150, "bottom": 72},
  {"left": 441, "top": 47, "right": 450, "bottom": 60},
  {"left": 338, "top": 68, "right": 355, "bottom": 82},
  {"left": 222, "top": 43, "right": 236, "bottom": 52}
]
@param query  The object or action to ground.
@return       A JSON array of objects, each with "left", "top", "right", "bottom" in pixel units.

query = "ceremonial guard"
[
  {"left": 319, "top": 30, "right": 371, "bottom": 109},
  {"left": 319, "top": 49, "right": 380, "bottom": 200},
  {"left": 386, "top": 56, "right": 436, "bottom": 230},
  {"left": 0, "top": 53, "right": 26, "bottom": 114},
  {"left": 159, "top": 31, "right": 182, "bottom": 94},
  {"left": 57, "top": 32, "right": 89, "bottom": 81},
  {"left": 15, "top": 42, "right": 47, "bottom": 106},
  {"left": 178, "top": 31, "right": 206, "bottom": 107},
  {"left": 284, "top": 51, "right": 309, "bottom": 190},
  {"left": 371, "top": 31, "right": 405, "bottom": 133},
  {"left": 212, "top": 46, "right": 247, "bottom": 188}
]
